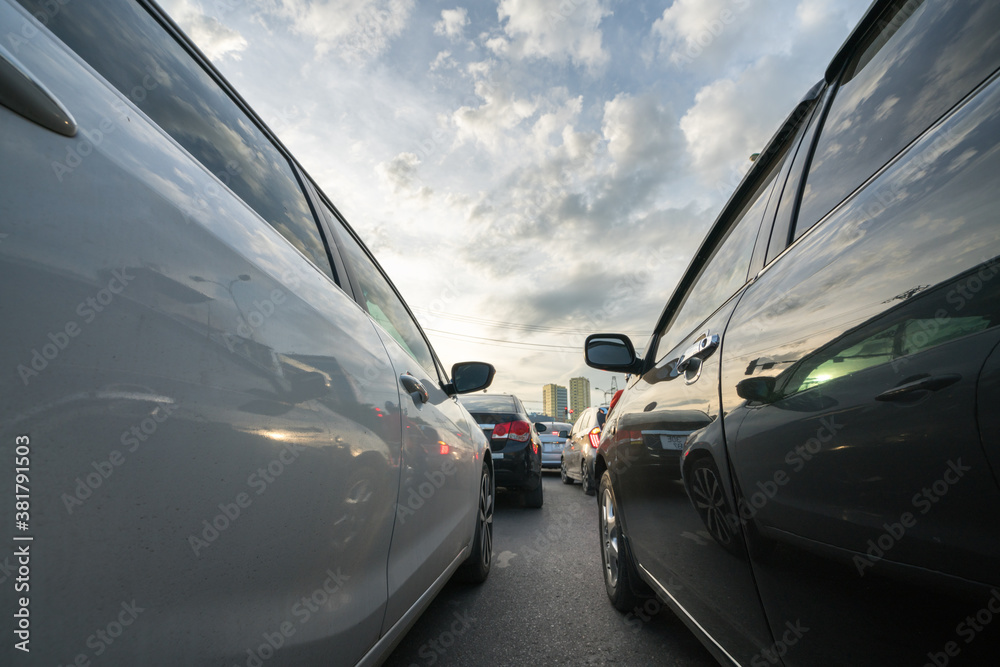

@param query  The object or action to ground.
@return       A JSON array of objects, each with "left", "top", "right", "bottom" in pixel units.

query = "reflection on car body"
[
  {"left": 584, "top": 1, "right": 1000, "bottom": 664},
  {"left": 0, "top": 0, "right": 498, "bottom": 664}
]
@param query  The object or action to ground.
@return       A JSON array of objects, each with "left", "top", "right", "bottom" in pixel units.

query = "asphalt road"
[{"left": 382, "top": 471, "right": 718, "bottom": 667}]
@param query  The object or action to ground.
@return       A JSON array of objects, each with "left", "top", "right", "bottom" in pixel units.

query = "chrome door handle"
[
  {"left": 0, "top": 43, "right": 77, "bottom": 137},
  {"left": 400, "top": 373, "right": 428, "bottom": 404},
  {"left": 677, "top": 334, "right": 720, "bottom": 372}
]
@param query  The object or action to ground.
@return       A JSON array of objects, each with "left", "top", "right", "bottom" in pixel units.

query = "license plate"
[
  {"left": 491, "top": 452, "right": 504, "bottom": 459},
  {"left": 660, "top": 434, "right": 687, "bottom": 451}
]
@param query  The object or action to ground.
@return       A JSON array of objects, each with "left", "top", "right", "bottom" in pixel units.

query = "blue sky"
[{"left": 160, "top": 0, "right": 870, "bottom": 411}]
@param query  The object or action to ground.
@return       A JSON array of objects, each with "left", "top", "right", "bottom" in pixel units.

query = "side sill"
[
  {"left": 639, "top": 564, "right": 742, "bottom": 667},
  {"left": 355, "top": 546, "right": 470, "bottom": 667}
]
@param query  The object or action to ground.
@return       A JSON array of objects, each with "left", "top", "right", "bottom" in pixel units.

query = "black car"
[
  {"left": 460, "top": 394, "right": 545, "bottom": 508},
  {"left": 585, "top": 1, "right": 1000, "bottom": 664}
]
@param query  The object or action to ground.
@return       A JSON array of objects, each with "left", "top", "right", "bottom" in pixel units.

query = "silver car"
[
  {"left": 560, "top": 406, "right": 607, "bottom": 494},
  {"left": 0, "top": 1, "right": 497, "bottom": 664},
  {"left": 538, "top": 421, "right": 572, "bottom": 469}
]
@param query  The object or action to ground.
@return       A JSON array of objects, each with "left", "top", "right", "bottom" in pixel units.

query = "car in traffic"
[
  {"left": 560, "top": 406, "right": 607, "bottom": 494},
  {"left": 459, "top": 394, "right": 545, "bottom": 507},
  {"left": 584, "top": 0, "right": 1000, "bottom": 664},
  {"left": 538, "top": 420, "right": 572, "bottom": 470},
  {"left": 0, "top": 0, "right": 499, "bottom": 664}
]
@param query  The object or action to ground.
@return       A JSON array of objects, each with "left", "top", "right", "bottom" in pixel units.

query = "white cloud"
[
  {"left": 496, "top": 0, "right": 611, "bottom": 69},
  {"left": 376, "top": 152, "right": 432, "bottom": 199},
  {"left": 430, "top": 50, "right": 458, "bottom": 71},
  {"left": 451, "top": 62, "right": 539, "bottom": 153},
  {"left": 159, "top": 0, "right": 248, "bottom": 60},
  {"left": 272, "top": 0, "right": 415, "bottom": 61},
  {"left": 434, "top": 7, "right": 470, "bottom": 40}
]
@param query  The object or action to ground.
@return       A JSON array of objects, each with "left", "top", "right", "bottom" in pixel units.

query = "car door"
[
  {"left": 600, "top": 102, "right": 813, "bottom": 662},
  {"left": 720, "top": 2, "right": 1000, "bottom": 664},
  {"left": 0, "top": 0, "right": 402, "bottom": 663},
  {"left": 322, "top": 208, "right": 480, "bottom": 632}
]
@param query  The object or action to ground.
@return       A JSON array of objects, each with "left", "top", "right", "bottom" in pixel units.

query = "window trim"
[{"left": 643, "top": 87, "right": 822, "bottom": 372}]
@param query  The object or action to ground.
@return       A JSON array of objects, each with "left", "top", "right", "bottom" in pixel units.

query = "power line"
[
  {"left": 425, "top": 328, "right": 584, "bottom": 352},
  {"left": 413, "top": 307, "right": 646, "bottom": 337}
]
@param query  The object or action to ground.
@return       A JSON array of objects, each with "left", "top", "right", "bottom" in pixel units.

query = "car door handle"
[
  {"left": 875, "top": 374, "right": 961, "bottom": 402},
  {"left": 0, "top": 43, "right": 77, "bottom": 137},
  {"left": 400, "top": 373, "right": 428, "bottom": 404},
  {"left": 677, "top": 334, "right": 721, "bottom": 372}
]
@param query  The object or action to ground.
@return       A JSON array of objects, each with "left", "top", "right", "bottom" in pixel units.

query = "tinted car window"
[
  {"left": 333, "top": 223, "right": 436, "bottom": 373},
  {"left": 18, "top": 0, "right": 335, "bottom": 280},
  {"left": 460, "top": 395, "right": 518, "bottom": 413},
  {"left": 654, "top": 162, "right": 779, "bottom": 361},
  {"left": 794, "top": 0, "right": 1000, "bottom": 238}
]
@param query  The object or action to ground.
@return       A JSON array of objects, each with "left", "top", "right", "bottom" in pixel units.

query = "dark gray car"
[
  {"left": 0, "top": 1, "right": 497, "bottom": 664},
  {"left": 585, "top": 1, "right": 1000, "bottom": 664}
]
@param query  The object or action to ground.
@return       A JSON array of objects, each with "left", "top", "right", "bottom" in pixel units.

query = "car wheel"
[
  {"left": 599, "top": 471, "right": 650, "bottom": 611},
  {"left": 582, "top": 462, "right": 596, "bottom": 496},
  {"left": 560, "top": 459, "right": 573, "bottom": 484},
  {"left": 523, "top": 476, "right": 544, "bottom": 508},
  {"left": 456, "top": 463, "right": 493, "bottom": 583},
  {"left": 688, "top": 457, "right": 742, "bottom": 554}
]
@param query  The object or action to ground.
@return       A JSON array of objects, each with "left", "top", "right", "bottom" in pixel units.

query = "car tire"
[
  {"left": 523, "top": 477, "right": 544, "bottom": 508},
  {"left": 598, "top": 471, "right": 650, "bottom": 611},
  {"left": 582, "top": 462, "right": 596, "bottom": 496},
  {"left": 560, "top": 459, "right": 574, "bottom": 484},
  {"left": 456, "top": 463, "right": 494, "bottom": 584},
  {"left": 688, "top": 457, "right": 743, "bottom": 555}
]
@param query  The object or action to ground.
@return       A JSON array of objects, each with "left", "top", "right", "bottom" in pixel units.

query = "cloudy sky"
[{"left": 159, "top": 0, "right": 870, "bottom": 413}]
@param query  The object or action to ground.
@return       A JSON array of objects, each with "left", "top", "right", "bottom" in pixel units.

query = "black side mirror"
[
  {"left": 447, "top": 361, "right": 496, "bottom": 395},
  {"left": 736, "top": 376, "right": 777, "bottom": 403},
  {"left": 585, "top": 333, "right": 642, "bottom": 373},
  {"left": 534, "top": 423, "right": 547, "bottom": 433}
]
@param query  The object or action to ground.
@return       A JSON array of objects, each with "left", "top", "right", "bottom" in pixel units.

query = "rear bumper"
[{"left": 492, "top": 441, "right": 542, "bottom": 488}]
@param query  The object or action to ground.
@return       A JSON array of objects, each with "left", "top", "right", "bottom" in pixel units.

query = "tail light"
[
  {"left": 589, "top": 427, "right": 601, "bottom": 449},
  {"left": 491, "top": 421, "right": 531, "bottom": 442}
]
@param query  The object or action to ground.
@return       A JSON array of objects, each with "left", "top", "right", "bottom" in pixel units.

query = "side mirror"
[
  {"left": 736, "top": 376, "right": 777, "bottom": 403},
  {"left": 447, "top": 361, "right": 496, "bottom": 395},
  {"left": 585, "top": 333, "right": 642, "bottom": 373},
  {"left": 534, "top": 423, "right": 548, "bottom": 433}
]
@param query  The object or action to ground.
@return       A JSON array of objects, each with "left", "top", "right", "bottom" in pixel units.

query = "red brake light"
[
  {"left": 508, "top": 421, "right": 531, "bottom": 442},
  {"left": 589, "top": 427, "right": 601, "bottom": 449},
  {"left": 491, "top": 421, "right": 531, "bottom": 442}
]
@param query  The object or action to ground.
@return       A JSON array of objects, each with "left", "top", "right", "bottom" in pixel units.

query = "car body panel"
[
  {"left": 589, "top": 2, "right": 1000, "bottom": 663},
  {"left": 0, "top": 1, "right": 487, "bottom": 663}
]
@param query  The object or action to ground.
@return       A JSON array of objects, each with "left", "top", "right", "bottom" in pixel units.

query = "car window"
[
  {"left": 332, "top": 223, "right": 436, "bottom": 374},
  {"left": 18, "top": 0, "right": 336, "bottom": 281},
  {"left": 777, "top": 277, "right": 999, "bottom": 400},
  {"left": 793, "top": 0, "right": 1000, "bottom": 239},
  {"left": 653, "top": 161, "right": 780, "bottom": 362}
]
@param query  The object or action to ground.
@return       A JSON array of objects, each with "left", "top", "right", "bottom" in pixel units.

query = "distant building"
[
  {"left": 569, "top": 377, "right": 591, "bottom": 423},
  {"left": 542, "top": 384, "right": 568, "bottom": 421}
]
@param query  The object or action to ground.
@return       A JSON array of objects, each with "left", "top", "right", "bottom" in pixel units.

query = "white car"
[{"left": 0, "top": 1, "right": 497, "bottom": 664}]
